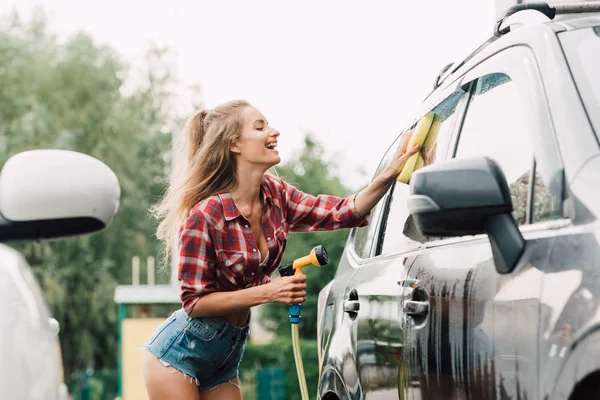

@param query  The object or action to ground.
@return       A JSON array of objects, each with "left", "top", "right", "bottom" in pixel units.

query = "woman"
[{"left": 143, "top": 99, "right": 419, "bottom": 399}]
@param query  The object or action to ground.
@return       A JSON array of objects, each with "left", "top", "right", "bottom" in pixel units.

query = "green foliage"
[
  {"left": 0, "top": 12, "right": 196, "bottom": 380},
  {"left": 69, "top": 369, "right": 119, "bottom": 400},
  {"left": 261, "top": 135, "right": 355, "bottom": 338},
  {"left": 240, "top": 336, "right": 320, "bottom": 400}
]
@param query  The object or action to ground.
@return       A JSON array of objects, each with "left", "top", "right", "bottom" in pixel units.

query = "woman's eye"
[{"left": 256, "top": 127, "right": 264, "bottom": 131}]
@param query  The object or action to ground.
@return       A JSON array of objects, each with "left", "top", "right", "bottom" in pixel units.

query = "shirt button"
[
  {"left": 267, "top": 237, "right": 271, "bottom": 241},
  {"left": 245, "top": 224, "right": 249, "bottom": 228},
  {"left": 251, "top": 272, "right": 255, "bottom": 276},
  {"left": 253, "top": 248, "right": 257, "bottom": 252}
]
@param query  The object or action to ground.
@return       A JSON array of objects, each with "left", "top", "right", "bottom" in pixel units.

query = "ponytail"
[
  {"left": 150, "top": 100, "right": 250, "bottom": 270},
  {"left": 177, "top": 109, "right": 210, "bottom": 179}
]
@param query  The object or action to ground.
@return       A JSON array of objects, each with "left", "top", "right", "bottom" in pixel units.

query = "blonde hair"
[{"left": 150, "top": 99, "right": 251, "bottom": 267}]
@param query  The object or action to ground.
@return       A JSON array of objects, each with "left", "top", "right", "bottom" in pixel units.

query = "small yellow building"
[{"left": 114, "top": 284, "right": 180, "bottom": 400}]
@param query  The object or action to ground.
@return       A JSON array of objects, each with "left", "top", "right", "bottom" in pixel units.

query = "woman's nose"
[{"left": 270, "top": 128, "right": 280, "bottom": 137}]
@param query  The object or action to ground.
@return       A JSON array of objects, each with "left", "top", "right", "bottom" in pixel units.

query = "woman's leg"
[
  {"left": 199, "top": 376, "right": 243, "bottom": 400},
  {"left": 143, "top": 349, "right": 201, "bottom": 400}
]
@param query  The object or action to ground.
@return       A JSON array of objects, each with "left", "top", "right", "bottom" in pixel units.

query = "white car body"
[{"left": 0, "top": 150, "right": 121, "bottom": 399}]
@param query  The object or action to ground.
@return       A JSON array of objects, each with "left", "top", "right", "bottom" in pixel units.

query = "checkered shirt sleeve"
[
  {"left": 279, "top": 178, "right": 370, "bottom": 232},
  {"left": 177, "top": 208, "right": 217, "bottom": 316}
]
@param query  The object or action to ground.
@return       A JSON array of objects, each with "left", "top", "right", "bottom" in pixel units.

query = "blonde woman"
[{"left": 143, "top": 99, "right": 419, "bottom": 400}]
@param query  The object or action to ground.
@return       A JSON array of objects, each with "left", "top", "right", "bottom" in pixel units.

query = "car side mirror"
[
  {"left": 0, "top": 149, "right": 121, "bottom": 242},
  {"left": 407, "top": 156, "right": 525, "bottom": 274}
]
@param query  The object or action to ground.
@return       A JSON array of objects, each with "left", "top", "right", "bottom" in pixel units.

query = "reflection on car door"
[
  {"left": 402, "top": 46, "right": 562, "bottom": 400},
  {"left": 401, "top": 241, "right": 499, "bottom": 399},
  {"left": 343, "top": 84, "right": 469, "bottom": 399},
  {"left": 401, "top": 236, "right": 556, "bottom": 400},
  {"left": 346, "top": 251, "right": 418, "bottom": 399},
  {"left": 341, "top": 135, "right": 419, "bottom": 399}
]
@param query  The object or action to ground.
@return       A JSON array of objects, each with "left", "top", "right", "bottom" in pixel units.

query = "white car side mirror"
[{"left": 0, "top": 149, "right": 121, "bottom": 241}]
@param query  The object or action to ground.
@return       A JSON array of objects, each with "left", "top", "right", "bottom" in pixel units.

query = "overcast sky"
[{"left": 1, "top": 0, "right": 496, "bottom": 190}]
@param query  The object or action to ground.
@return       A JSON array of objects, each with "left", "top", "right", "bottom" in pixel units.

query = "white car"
[{"left": 0, "top": 150, "right": 121, "bottom": 400}]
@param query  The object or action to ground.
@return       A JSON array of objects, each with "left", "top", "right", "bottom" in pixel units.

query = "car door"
[
  {"left": 537, "top": 26, "right": 600, "bottom": 400},
  {"left": 400, "top": 46, "right": 565, "bottom": 400},
  {"left": 342, "top": 82, "right": 470, "bottom": 399},
  {"left": 318, "top": 137, "right": 409, "bottom": 400},
  {"left": 338, "top": 136, "right": 417, "bottom": 400}
]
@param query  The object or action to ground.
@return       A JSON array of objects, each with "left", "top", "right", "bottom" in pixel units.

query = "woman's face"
[{"left": 232, "top": 106, "right": 281, "bottom": 168}]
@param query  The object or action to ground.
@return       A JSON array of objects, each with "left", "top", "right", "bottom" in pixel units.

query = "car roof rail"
[
  {"left": 495, "top": 1, "right": 600, "bottom": 36},
  {"left": 431, "top": 35, "right": 499, "bottom": 90},
  {"left": 433, "top": 62, "right": 455, "bottom": 89}
]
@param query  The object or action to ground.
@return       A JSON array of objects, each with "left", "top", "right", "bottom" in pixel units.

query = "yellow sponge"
[
  {"left": 415, "top": 113, "right": 442, "bottom": 171},
  {"left": 415, "top": 153, "right": 425, "bottom": 171},
  {"left": 422, "top": 113, "right": 441, "bottom": 151},
  {"left": 397, "top": 112, "right": 435, "bottom": 184}
]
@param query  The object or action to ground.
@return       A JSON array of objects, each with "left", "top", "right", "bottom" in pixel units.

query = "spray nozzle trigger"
[{"left": 278, "top": 245, "right": 328, "bottom": 277}]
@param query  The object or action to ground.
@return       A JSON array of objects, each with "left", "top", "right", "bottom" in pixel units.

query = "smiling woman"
[
  {"left": 232, "top": 107, "right": 281, "bottom": 168},
  {"left": 144, "top": 99, "right": 420, "bottom": 400}
]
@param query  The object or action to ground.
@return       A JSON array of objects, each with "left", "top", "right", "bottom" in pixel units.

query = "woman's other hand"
[
  {"left": 421, "top": 141, "right": 438, "bottom": 167},
  {"left": 353, "top": 129, "right": 421, "bottom": 217},
  {"left": 265, "top": 273, "right": 307, "bottom": 304},
  {"left": 380, "top": 129, "right": 421, "bottom": 182}
]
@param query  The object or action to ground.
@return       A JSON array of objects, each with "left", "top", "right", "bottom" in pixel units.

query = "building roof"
[{"left": 114, "top": 284, "right": 180, "bottom": 304}]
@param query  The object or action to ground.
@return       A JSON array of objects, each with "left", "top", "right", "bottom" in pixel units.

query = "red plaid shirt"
[{"left": 178, "top": 173, "right": 370, "bottom": 315}]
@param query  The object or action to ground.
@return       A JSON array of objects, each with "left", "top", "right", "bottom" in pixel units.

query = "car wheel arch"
[
  {"left": 318, "top": 366, "right": 350, "bottom": 400},
  {"left": 549, "top": 327, "right": 600, "bottom": 400}
]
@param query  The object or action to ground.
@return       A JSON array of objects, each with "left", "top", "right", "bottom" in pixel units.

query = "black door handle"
[
  {"left": 344, "top": 289, "right": 359, "bottom": 320},
  {"left": 403, "top": 300, "right": 429, "bottom": 316},
  {"left": 343, "top": 300, "right": 360, "bottom": 314}
]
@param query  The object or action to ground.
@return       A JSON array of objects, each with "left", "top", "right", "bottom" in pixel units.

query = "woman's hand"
[
  {"left": 265, "top": 274, "right": 307, "bottom": 304},
  {"left": 380, "top": 129, "right": 421, "bottom": 183},
  {"left": 353, "top": 129, "right": 421, "bottom": 217},
  {"left": 421, "top": 141, "right": 437, "bottom": 167}
]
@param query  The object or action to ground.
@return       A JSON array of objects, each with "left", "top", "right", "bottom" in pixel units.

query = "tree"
[
  {"left": 0, "top": 11, "right": 196, "bottom": 381},
  {"left": 259, "top": 134, "right": 356, "bottom": 338}
]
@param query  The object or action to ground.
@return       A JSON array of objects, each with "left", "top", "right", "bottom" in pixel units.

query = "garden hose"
[
  {"left": 278, "top": 245, "right": 329, "bottom": 400},
  {"left": 292, "top": 323, "right": 309, "bottom": 400}
]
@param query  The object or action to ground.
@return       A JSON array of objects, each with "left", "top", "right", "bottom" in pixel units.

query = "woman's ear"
[{"left": 230, "top": 142, "right": 241, "bottom": 154}]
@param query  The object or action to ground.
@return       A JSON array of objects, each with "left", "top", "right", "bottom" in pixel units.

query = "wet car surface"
[{"left": 317, "top": 5, "right": 600, "bottom": 400}]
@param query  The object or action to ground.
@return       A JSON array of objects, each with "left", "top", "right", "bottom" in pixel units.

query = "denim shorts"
[{"left": 143, "top": 308, "right": 250, "bottom": 390}]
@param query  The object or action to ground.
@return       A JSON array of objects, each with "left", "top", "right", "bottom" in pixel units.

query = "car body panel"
[
  {"left": 345, "top": 250, "right": 418, "bottom": 399},
  {"left": 401, "top": 225, "right": 565, "bottom": 399},
  {"left": 0, "top": 243, "right": 60, "bottom": 400},
  {"left": 318, "top": 246, "right": 362, "bottom": 400},
  {"left": 539, "top": 155, "right": 600, "bottom": 399}
]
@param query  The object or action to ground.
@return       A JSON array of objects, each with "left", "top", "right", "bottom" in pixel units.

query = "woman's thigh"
[
  {"left": 143, "top": 349, "right": 200, "bottom": 400},
  {"left": 199, "top": 376, "right": 242, "bottom": 400}
]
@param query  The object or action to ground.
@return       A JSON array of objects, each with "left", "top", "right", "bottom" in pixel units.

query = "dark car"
[{"left": 316, "top": 3, "right": 600, "bottom": 399}]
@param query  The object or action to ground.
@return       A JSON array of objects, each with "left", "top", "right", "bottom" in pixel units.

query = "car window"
[
  {"left": 379, "top": 89, "right": 467, "bottom": 256},
  {"left": 454, "top": 73, "right": 531, "bottom": 224},
  {"left": 454, "top": 72, "right": 562, "bottom": 225},
  {"left": 532, "top": 161, "right": 563, "bottom": 223},
  {"left": 559, "top": 26, "right": 600, "bottom": 143},
  {"left": 352, "top": 142, "right": 396, "bottom": 259}
]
